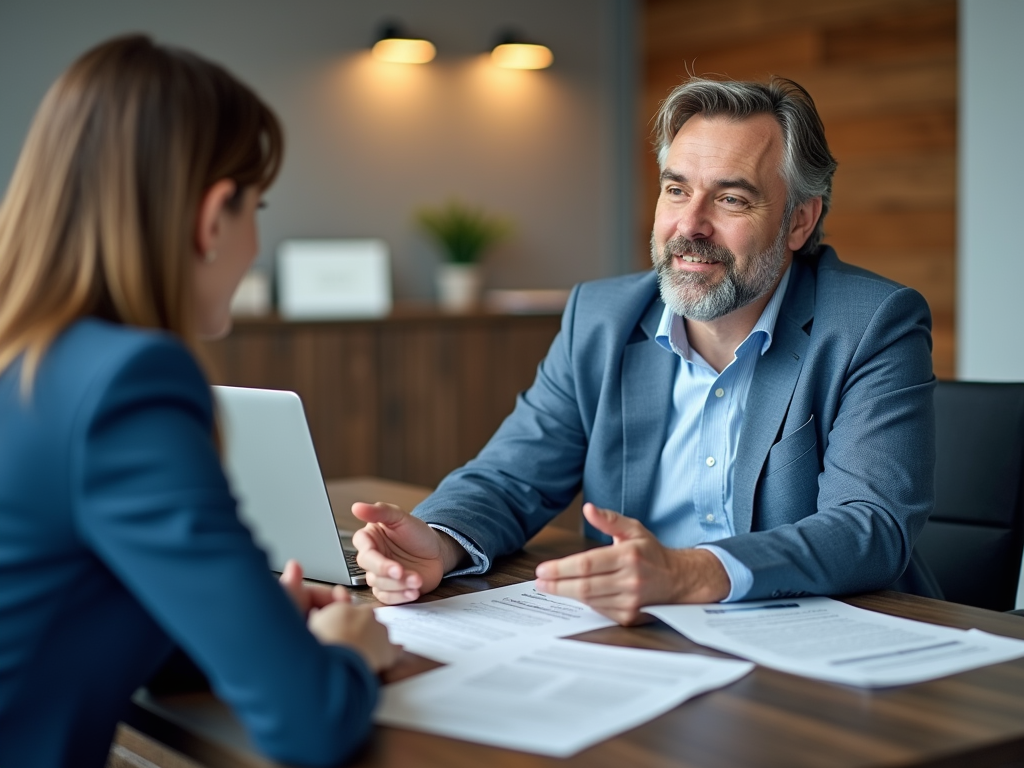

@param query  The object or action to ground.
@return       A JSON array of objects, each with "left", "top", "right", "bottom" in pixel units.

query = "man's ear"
[
  {"left": 194, "top": 180, "right": 237, "bottom": 259},
  {"left": 787, "top": 197, "right": 823, "bottom": 253}
]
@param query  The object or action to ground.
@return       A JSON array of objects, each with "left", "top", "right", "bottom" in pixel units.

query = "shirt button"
[
  {"left": 715, "top": 387, "right": 725, "bottom": 398},
  {"left": 705, "top": 513, "right": 715, "bottom": 523},
  {"left": 705, "top": 456, "right": 715, "bottom": 467}
]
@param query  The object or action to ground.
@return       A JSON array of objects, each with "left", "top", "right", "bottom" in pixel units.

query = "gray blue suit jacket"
[{"left": 414, "top": 248, "right": 937, "bottom": 600}]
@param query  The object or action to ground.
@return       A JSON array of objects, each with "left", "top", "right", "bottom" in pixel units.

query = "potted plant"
[{"left": 415, "top": 199, "right": 511, "bottom": 311}]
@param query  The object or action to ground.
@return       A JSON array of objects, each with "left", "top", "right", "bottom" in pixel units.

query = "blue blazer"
[
  {"left": 415, "top": 248, "right": 936, "bottom": 599},
  {"left": 0, "top": 320, "right": 377, "bottom": 768}
]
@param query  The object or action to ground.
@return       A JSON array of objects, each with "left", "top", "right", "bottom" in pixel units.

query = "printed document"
[
  {"left": 375, "top": 637, "right": 753, "bottom": 756},
  {"left": 646, "top": 597, "right": 1024, "bottom": 687},
  {"left": 374, "top": 581, "right": 616, "bottom": 662}
]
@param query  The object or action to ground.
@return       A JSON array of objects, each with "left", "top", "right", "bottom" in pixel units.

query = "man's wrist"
[
  {"left": 671, "top": 548, "right": 732, "bottom": 603},
  {"left": 696, "top": 544, "right": 753, "bottom": 602},
  {"left": 435, "top": 529, "right": 471, "bottom": 574}
]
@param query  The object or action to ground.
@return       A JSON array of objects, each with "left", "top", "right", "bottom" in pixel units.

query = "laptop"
[{"left": 212, "top": 385, "right": 366, "bottom": 586}]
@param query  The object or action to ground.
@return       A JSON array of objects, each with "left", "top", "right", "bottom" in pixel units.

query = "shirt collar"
[{"left": 655, "top": 264, "right": 792, "bottom": 361}]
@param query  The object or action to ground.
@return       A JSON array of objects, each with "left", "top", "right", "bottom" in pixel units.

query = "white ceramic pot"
[{"left": 436, "top": 263, "right": 482, "bottom": 312}]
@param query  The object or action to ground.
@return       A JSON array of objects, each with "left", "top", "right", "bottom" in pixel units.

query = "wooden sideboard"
[{"left": 200, "top": 307, "right": 562, "bottom": 489}]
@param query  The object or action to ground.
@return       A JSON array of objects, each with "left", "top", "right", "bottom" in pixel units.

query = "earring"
[{"left": 202, "top": 250, "right": 218, "bottom": 263}]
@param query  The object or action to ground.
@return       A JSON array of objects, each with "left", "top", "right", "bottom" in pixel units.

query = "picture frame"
[{"left": 277, "top": 239, "right": 392, "bottom": 319}]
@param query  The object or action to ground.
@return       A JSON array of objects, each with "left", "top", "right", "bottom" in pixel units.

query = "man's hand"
[
  {"left": 351, "top": 502, "right": 468, "bottom": 604},
  {"left": 534, "top": 503, "right": 732, "bottom": 625},
  {"left": 280, "top": 559, "right": 350, "bottom": 616}
]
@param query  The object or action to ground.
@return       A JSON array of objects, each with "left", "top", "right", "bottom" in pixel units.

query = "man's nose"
[{"left": 674, "top": 197, "right": 713, "bottom": 241}]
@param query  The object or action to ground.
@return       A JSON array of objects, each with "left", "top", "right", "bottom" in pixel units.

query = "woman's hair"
[{"left": 0, "top": 34, "right": 283, "bottom": 391}]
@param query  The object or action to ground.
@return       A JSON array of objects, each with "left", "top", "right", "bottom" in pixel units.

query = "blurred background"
[
  {"left": 1, "top": 0, "right": 1021, "bottom": 484},
  {"left": 0, "top": 0, "right": 636, "bottom": 303}
]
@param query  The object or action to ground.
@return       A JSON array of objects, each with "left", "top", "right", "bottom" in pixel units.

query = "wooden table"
[{"left": 118, "top": 479, "right": 1024, "bottom": 768}]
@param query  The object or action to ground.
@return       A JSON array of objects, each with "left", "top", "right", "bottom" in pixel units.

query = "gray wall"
[
  {"left": 958, "top": 0, "right": 1024, "bottom": 379},
  {"left": 0, "top": 0, "right": 637, "bottom": 301}
]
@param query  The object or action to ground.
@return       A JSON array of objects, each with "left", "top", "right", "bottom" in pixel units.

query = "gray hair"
[{"left": 654, "top": 76, "right": 837, "bottom": 259}]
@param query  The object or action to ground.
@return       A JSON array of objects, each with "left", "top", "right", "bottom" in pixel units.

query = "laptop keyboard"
[{"left": 344, "top": 548, "right": 365, "bottom": 578}]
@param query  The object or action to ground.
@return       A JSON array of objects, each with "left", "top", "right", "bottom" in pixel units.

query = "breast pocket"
[
  {"left": 757, "top": 415, "right": 820, "bottom": 527},
  {"left": 763, "top": 414, "right": 818, "bottom": 478}
]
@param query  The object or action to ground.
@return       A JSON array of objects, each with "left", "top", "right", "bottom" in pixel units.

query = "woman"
[{"left": 0, "top": 36, "right": 399, "bottom": 768}]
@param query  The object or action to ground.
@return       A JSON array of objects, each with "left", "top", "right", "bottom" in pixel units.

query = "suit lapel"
[
  {"left": 621, "top": 297, "right": 675, "bottom": 522},
  {"left": 732, "top": 264, "right": 815, "bottom": 534}
]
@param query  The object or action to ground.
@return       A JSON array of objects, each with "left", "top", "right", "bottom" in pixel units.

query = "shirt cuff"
[
  {"left": 695, "top": 544, "right": 754, "bottom": 602},
  {"left": 427, "top": 524, "right": 490, "bottom": 577}
]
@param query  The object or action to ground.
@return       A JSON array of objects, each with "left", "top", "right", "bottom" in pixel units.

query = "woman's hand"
[
  {"left": 279, "top": 559, "right": 350, "bottom": 616},
  {"left": 307, "top": 602, "right": 401, "bottom": 673},
  {"left": 280, "top": 559, "right": 400, "bottom": 672}
]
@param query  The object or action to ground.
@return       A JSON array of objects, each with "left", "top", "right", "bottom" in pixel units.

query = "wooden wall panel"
[
  {"left": 202, "top": 325, "right": 379, "bottom": 479},
  {"left": 646, "top": 0, "right": 953, "bottom": 55},
  {"left": 642, "top": 0, "right": 957, "bottom": 377},
  {"left": 375, "top": 317, "right": 557, "bottom": 487},
  {"left": 377, "top": 325, "right": 462, "bottom": 486},
  {"left": 202, "top": 312, "right": 560, "bottom": 489}
]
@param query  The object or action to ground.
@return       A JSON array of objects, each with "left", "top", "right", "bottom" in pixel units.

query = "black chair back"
[{"left": 913, "top": 381, "right": 1024, "bottom": 611}]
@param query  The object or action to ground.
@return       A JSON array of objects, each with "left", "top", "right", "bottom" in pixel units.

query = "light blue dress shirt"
[
  {"left": 649, "top": 266, "right": 791, "bottom": 601},
  {"left": 436, "top": 267, "right": 791, "bottom": 602}
]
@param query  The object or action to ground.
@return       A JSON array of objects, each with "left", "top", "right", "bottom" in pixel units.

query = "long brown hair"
[{"left": 0, "top": 34, "right": 283, "bottom": 392}]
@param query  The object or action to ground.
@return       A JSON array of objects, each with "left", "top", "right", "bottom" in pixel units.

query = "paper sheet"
[
  {"left": 374, "top": 581, "right": 616, "bottom": 663},
  {"left": 375, "top": 637, "right": 754, "bottom": 756},
  {"left": 646, "top": 597, "right": 1024, "bottom": 687}
]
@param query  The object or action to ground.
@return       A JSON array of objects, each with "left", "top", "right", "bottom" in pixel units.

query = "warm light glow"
[
  {"left": 372, "top": 37, "right": 436, "bottom": 64},
  {"left": 491, "top": 43, "right": 553, "bottom": 70}
]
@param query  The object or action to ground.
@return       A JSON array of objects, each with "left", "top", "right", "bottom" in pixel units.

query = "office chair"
[{"left": 912, "top": 381, "right": 1024, "bottom": 612}]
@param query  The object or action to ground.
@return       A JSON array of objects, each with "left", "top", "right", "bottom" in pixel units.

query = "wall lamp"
[
  {"left": 491, "top": 31, "right": 553, "bottom": 70},
  {"left": 372, "top": 23, "right": 436, "bottom": 64}
]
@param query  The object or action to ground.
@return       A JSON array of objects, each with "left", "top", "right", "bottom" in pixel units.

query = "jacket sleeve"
[
  {"left": 413, "top": 284, "right": 591, "bottom": 564},
  {"left": 71, "top": 336, "right": 377, "bottom": 768},
  {"left": 714, "top": 285, "right": 936, "bottom": 599}
]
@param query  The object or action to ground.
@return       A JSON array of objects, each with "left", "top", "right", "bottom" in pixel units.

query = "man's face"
[{"left": 651, "top": 114, "right": 793, "bottom": 322}]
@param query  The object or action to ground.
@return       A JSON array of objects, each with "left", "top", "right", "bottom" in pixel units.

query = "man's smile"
[{"left": 676, "top": 253, "right": 721, "bottom": 265}]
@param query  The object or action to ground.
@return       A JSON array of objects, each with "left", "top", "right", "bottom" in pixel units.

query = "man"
[{"left": 353, "top": 77, "right": 937, "bottom": 624}]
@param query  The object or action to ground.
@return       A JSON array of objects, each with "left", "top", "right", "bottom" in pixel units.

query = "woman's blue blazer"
[{"left": 0, "top": 319, "right": 377, "bottom": 768}]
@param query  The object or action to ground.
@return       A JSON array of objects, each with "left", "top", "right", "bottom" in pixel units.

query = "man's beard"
[{"left": 651, "top": 222, "right": 789, "bottom": 322}]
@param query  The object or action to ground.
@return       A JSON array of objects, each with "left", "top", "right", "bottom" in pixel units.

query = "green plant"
[{"left": 415, "top": 199, "right": 512, "bottom": 265}]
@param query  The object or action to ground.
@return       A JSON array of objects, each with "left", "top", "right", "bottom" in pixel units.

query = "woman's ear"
[
  {"left": 787, "top": 197, "right": 823, "bottom": 253},
  {"left": 194, "top": 180, "right": 237, "bottom": 260}
]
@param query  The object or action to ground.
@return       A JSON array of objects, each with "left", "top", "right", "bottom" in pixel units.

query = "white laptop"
[{"left": 213, "top": 385, "right": 366, "bottom": 586}]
